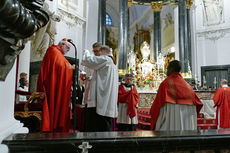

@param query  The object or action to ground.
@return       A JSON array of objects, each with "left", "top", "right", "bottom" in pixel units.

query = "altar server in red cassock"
[
  {"left": 37, "top": 38, "right": 73, "bottom": 132},
  {"left": 150, "top": 60, "right": 203, "bottom": 131},
  {"left": 213, "top": 79, "right": 230, "bottom": 128},
  {"left": 117, "top": 74, "right": 139, "bottom": 131}
]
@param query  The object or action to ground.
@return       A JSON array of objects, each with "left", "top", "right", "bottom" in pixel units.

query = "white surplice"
[
  {"left": 155, "top": 103, "right": 197, "bottom": 131},
  {"left": 82, "top": 65, "right": 96, "bottom": 107},
  {"left": 82, "top": 50, "right": 118, "bottom": 118}
]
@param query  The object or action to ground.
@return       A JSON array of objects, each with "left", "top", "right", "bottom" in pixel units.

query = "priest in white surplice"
[
  {"left": 150, "top": 60, "right": 203, "bottom": 131},
  {"left": 82, "top": 42, "right": 102, "bottom": 132},
  {"left": 82, "top": 45, "right": 118, "bottom": 131}
]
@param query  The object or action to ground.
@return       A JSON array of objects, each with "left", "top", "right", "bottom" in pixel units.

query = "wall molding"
[
  {"left": 197, "top": 27, "right": 230, "bottom": 41},
  {"left": 58, "top": 8, "right": 86, "bottom": 28}
]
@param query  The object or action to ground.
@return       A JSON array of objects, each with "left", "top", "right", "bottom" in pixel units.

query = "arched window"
[{"left": 106, "top": 13, "right": 112, "bottom": 25}]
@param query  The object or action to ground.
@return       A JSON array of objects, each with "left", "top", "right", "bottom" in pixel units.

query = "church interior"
[{"left": 1, "top": 0, "right": 230, "bottom": 152}]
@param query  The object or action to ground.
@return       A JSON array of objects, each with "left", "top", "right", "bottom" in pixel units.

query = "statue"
[
  {"left": 0, "top": 0, "right": 49, "bottom": 81},
  {"left": 203, "top": 0, "right": 223, "bottom": 26},
  {"left": 156, "top": 53, "right": 165, "bottom": 69},
  {"left": 139, "top": 42, "right": 153, "bottom": 77},
  {"left": 140, "top": 41, "right": 151, "bottom": 61},
  {"left": 127, "top": 50, "right": 136, "bottom": 73},
  {"left": 31, "top": 2, "right": 61, "bottom": 62},
  {"left": 156, "top": 53, "right": 165, "bottom": 80}
]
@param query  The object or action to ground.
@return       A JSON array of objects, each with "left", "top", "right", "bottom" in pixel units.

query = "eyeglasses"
[{"left": 93, "top": 49, "right": 100, "bottom": 53}]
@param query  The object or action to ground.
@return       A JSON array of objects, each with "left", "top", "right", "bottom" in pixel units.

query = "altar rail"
[
  {"left": 3, "top": 130, "right": 230, "bottom": 153},
  {"left": 138, "top": 90, "right": 215, "bottom": 108}
]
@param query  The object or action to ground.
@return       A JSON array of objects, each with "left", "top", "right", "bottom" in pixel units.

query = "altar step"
[
  {"left": 137, "top": 109, "right": 151, "bottom": 130},
  {"left": 137, "top": 109, "right": 217, "bottom": 130},
  {"left": 197, "top": 117, "right": 217, "bottom": 130}
]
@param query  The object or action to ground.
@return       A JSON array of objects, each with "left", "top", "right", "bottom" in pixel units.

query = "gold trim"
[
  {"left": 151, "top": 1, "right": 163, "bottom": 12},
  {"left": 118, "top": 69, "right": 127, "bottom": 76},
  {"left": 186, "top": 0, "right": 194, "bottom": 9},
  {"left": 15, "top": 111, "right": 42, "bottom": 121},
  {"left": 181, "top": 72, "right": 192, "bottom": 78},
  {"left": 128, "top": 0, "right": 133, "bottom": 8}
]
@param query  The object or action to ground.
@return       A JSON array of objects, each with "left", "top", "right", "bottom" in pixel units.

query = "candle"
[{"left": 214, "top": 77, "right": 217, "bottom": 84}]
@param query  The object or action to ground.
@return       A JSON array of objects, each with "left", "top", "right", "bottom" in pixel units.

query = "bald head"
[{"left": 58, "top": 39, "right": 71, "bottom": 55}]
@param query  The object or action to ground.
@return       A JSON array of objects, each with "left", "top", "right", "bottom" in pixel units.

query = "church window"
[{"left": 106, "top": 13, "right": 112, "bottom": 25}]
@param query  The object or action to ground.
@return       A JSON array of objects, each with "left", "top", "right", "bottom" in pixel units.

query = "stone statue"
[
  {"left": 157, "top": 53, "right": 165, "bottom": 68},
  {"left": 203, "top": 0, "right": 223, "bottom": 26},
  {"left": 31, "top": 2, "right": 61, "bottom": 62},
  {"left": 128, "top": 50, "right": 136, "bottom": 70}
]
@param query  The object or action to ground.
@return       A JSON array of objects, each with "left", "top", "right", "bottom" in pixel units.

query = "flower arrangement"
[{"left": 134, "top": 59, "right": 158, "bottom": 87}]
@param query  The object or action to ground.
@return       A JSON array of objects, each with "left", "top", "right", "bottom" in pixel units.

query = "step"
[
  {"left": 138, "top": 116, "right": 151, "bottom": 123},
  {"left": 138, "top": 114, "right": 151, "bottom": 123},
  {"left": 197, "top": 118, "right": 216, "bottom": 124},
  {"left": 138, "top": 120, "right": 151, "bottom": 126},
  {"left": 137, "top": 122, "right": 151, "bottom": 130},
  {"left": 137, "top": 109, "right": 150, "bottom": 115},
  {"left": 138, "top": 113, "right": 151, "bottom": 119},
  {"left": 197, "top": 124, "right": 217, "bottom": 130}
]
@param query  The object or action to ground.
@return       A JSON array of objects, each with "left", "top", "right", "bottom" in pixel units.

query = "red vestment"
[
  {"left": 37, "top": 45, "right": 73, "bottom": 132},
  {"left": 213, "top": 87, "right": 230, "bottom": 128},
  {"left": 150, "top": 72, "right": 203, "bottom": 130},
  {"left": 118, "top": 84, "right": 139, "bottom": 118}
]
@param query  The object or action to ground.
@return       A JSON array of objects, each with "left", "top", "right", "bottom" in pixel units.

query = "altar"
[
  {"left": 128, "top": 39, "right": 216, "bottom": 120},
  {"left": 130, "top": 41, "right": 166, "bottom": 91},
  {"left": 137, "top": 90, "right": 216, "bottom": 119}
]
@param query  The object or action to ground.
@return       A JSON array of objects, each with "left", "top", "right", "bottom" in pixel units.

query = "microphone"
[
  {"left": 67, "top": 39, "right": 74, "bottom": 44},
  {"left": 67, "top": 39, "right": 76, "bottom": 48}
]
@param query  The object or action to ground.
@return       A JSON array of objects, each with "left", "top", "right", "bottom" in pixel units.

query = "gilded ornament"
[
  {"left": 151, "top": 1, "right": 163, "bottom": 12},
  {"left": 186, "top": 0, "right": 194, "bottom": 9},
  {"left": 128, "top": 0, "right": 133, "bottom": 8},
  {"left": 118, "top": 69, "right": 127, "bottom": 76}
]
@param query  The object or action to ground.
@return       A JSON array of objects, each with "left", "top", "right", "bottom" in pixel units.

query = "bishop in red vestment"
[
  {"left": 150, "top": 60, "right": 203, "bottom": 130},
  {"left": 37, "top": 39, "right": 73, "bottom": 132},
  {"left": 213, "top": 79, "right": 230, "bottom": 128}
]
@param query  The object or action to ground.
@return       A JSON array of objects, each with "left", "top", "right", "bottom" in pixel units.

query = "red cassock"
[
  {"left": 37, "top": 45, "right": 73, "bottom": 132},
  {"left": 118, "top": 85, "right": 139, "bottom": 118},
  {"left": 150, "top": 72, "right": 203, "bottom": 130},
  {"left": 213, "top": 87, "right": 230, "bottom": 128}
]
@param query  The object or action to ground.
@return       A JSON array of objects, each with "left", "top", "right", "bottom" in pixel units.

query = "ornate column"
[
  {"left": 118, "top": 0, "right": 129, "bottom": 75},
  {"left": 178, "top": 0, "right": 189, "bottom": 73},
  {"left": 98, "top": 0, "right": 106, "bottom": 44},
  {"left": 151, "top": 1, "right": 163, "bottom": 63},
  {"left": 186, "top": 0, "right": 193, "bottom": 72}
]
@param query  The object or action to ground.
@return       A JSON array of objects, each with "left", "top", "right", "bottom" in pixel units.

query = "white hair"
[{"left": 58, "top": 39, "right": 71, "bottom": 47}]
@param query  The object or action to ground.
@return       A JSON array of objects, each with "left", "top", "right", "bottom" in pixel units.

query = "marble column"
[
  {"left": 151, "top": 1, "right": 163, "bottom": 63},
  {"left": 118, "top": 0, "right": 129, "bottom": 75},
  {"left": 154, "top": 12, "right": 161, "bottom": 63},
  {"left": 186, "top": 0, "right": 193, "bottom": 72},
  {"left": 98, "top": 0, "right": 106, "bottom": 44},
  {"left": 178, "top": 0, "right": 189, "bottom": 73}
]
